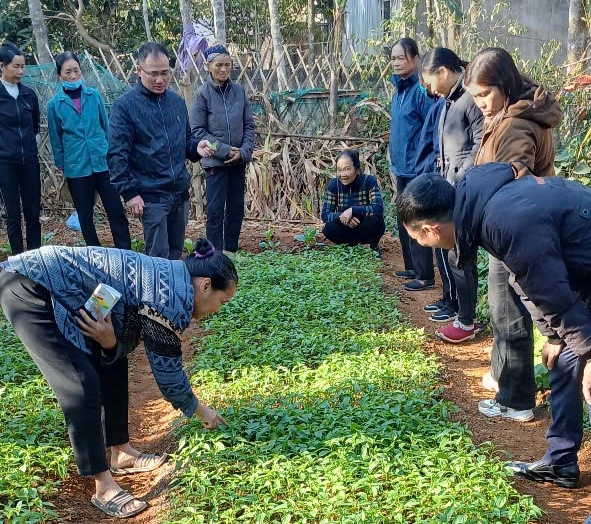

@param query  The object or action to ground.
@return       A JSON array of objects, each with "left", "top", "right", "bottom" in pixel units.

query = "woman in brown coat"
[{"left": 464, "top": 47, "right": 562, "bottom": 422}]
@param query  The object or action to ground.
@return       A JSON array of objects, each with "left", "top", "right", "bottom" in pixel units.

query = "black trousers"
[
  {"left": 396, "top": 176, "right": 434, "bottom": 280},
  {"left": 141, "top": 198, "right": 189, "bottom": 260},
  {"left": 0, "top": 161, "right": 41, "bottom": 254},
  {"left": 447, "top": 248, "right": 478, "bottom": 325},
  {"left": 67, "top": 171, "right": 131, "bottom": 249},
  {"left": 205, "top": 164, "right": 246, "bottom": 252},
  {"left": 323, "top": 215, "right": 386, "bottom": 249},
  {"left": 488, "top": 255, "right": 536, "bottom": 410},
  {"left": 435, "top": 248, "right": 458, "bottom": 308},
  {"left": 0, "top": 270, "right": 129, "bottom": 476}
]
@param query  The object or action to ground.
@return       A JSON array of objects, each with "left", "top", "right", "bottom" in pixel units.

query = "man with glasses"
[{"left": 109, "top": 41, "right": 212, "bottom": 259}]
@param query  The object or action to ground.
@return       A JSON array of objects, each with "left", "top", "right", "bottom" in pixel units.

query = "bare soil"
[{"left": 3, "top": 217, "right": 591, "bottom": 523}]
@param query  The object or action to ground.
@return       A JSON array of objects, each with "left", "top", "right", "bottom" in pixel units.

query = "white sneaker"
[
  {"left": 482, "top": 372, "right": 499, "bottom": 392},
  {"left": 478, "top": 399, "right": 534, "bottom": 422}
]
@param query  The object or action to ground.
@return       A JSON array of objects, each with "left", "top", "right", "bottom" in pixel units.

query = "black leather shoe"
[{"left": 505, "top": 459, "right": 580, "bottom": 489}]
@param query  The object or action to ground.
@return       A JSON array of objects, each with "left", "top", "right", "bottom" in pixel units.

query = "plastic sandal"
[
  {"left": 110, "top": 452, "right": 167, "bottom": 475},
  {"left": 91, "top": 489, "right": 147, "bottom": 519}
]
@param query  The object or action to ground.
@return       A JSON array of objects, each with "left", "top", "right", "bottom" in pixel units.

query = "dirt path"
[{"left": 4, "top": 220, "right": 589, "bottom": 523}]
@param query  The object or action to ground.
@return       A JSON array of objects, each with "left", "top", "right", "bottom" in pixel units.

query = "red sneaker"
[{"left": 436, "top": 320, "right": 475, "bottom": 343}]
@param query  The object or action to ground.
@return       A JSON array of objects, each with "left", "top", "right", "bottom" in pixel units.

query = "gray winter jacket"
[
  {"left": 190, "top": 76, "right": 255, "bottom": 169},
  {"left": 438, "top": 77, "right": 483, "bottom": 186}
]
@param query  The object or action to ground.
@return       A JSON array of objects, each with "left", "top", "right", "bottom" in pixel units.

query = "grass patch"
[
  {"left": 0, "top": 313, "right": 71, "bottom": 524},
  {"left": 165, "top": 247, "right": 542, "bottom": 524}
]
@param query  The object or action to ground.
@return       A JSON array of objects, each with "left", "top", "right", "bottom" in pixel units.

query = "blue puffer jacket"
[
  {"left": 389, "top": 73, "right": 433, "bottom": 177},
  {"left": 190, "top": 75, "right": 255, "bottom": 169},
  {"left": 108, "top": 83, "right": 201, "bottom": 203},
  {"left": 47, "top": 85, "right": 109, "bottom": 178}
]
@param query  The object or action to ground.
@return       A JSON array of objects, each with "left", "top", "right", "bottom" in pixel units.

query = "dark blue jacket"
[
  {"left": 414, "top": 97, "right": 444, "bottom": 176},
  {"left": 454, "top": 162, "right": 591, "bottom": 357},
  {"left": 108, "top": 83, "right": 201, "bottom": 204},
  {"left": 389, "top": 73, "right": 433, "bottom": 177}
]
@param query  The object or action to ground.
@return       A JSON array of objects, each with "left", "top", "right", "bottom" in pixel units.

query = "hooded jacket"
[
  {"left": 190, "top": 76, "right": 255, "bottom": 169},
  {"left": 0, "top": 82, "right": 40, "bottom": 164},
  {"left": 475, "top": 83, "right": 562, "bottom": 178},
  {"left": 439, "top": 77, "right": 483, "bottom": 185},
  {"left": 108, "top": 83, "right": 201, "bottom": 204},
  {"left": 454, "top": 163, "right": 591, "bottom": 357},
  {"left": 389, "top": 73, "right": 434, "bottom": 177}
]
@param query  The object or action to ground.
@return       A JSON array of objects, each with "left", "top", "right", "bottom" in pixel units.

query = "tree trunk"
[
  {"left": 425, "top": 0, "right": 435, "bottom": 47},
  {"left": 567, "top": 0, "right": 587, "bottom": 71},
  {"left": 142, "top": 0, "right": 153, "bottom": 41},
  {"left": 73, "top": 0, "right": 113, "bottom": 52},
  {"left": 179, "top": 0, "right": 192, "bottom": 30},
  {"left": 268, "top": 0, "right": 288, "bottom": 91},
  {"left": 211, "top": 0, "right": 227, "bottom": 45},
  {"left": 307, "top": 0, "right": 315, "bottom": 68},
  {"left": 329, "top": 0, "right": 346, "bottom": 128},
  {"left": 27, "top": 0, "right": 52, "bottom": 63}
]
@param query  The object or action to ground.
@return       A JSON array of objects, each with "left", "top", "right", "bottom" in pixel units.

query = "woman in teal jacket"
[{"left": 47, "top": 51, "right": 130, "bottom": 248}]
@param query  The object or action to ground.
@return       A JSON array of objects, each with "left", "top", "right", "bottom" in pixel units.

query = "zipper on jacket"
[
  {"left": 220, "top": 84, "right": 232, "bottom": 145},
  {"left": 157, "top": 96, "right": 176, "bottom": 188},
  {"left": 15, "top": 97, "right": 25, "bottom": 164}
]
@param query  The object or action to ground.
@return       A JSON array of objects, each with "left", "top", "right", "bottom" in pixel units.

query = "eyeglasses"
[{"left": 139, "top": 65, "right": 172, "bottom": 79}]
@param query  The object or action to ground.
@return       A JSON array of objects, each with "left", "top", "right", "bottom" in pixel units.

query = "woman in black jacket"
[
  {"left": 0, "top": 41, "right": 41, "bottom": 254},
  {"left": 190, "top": 45, "right": 255, "bottom": 254},
  {"left": 420, "top": 48, "right": 484, "bottom": 342}
]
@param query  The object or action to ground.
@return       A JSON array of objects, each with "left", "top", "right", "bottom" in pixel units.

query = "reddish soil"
[{"left": 3, "top": 217, "right": 591, "bottom": 523}]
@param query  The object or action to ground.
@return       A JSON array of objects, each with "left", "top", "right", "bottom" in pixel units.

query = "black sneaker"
[
  {"left": 424, "top": 298, "right": 446, "bottom": 313},
  {"left": 429, "top": 304, "right": 458, "bottom": 323},
  {"left": 505, "top": 459, "right": 580, "bottom": 489},
  {"left": 394, "top": 269, "right": 415, "bottom": 279}
]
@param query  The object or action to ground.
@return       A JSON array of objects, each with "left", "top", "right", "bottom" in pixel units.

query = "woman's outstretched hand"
[
  {"left": 76, "top": 306, "right": 117, "bottom": 350},
  {"left": 195, "top": 403, "right": 228, "bottom": 429}
]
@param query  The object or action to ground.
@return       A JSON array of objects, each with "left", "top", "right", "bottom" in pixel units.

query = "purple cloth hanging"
[{"left": 177, "top": 23, "right": 209, "bottom": 75}]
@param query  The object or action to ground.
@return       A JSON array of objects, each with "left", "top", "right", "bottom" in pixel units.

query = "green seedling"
[
  {"left": 210, "top": 141, "right": 218, "bottom": 151},
  {"left": 294, "top": 225, "right": 320, "bottom": 247},
  {"left": 259, "top": 227, "right": 280, "bottom": 250},
  {"left": 184, "top": 238, "right": 195, "bottom": 255}
]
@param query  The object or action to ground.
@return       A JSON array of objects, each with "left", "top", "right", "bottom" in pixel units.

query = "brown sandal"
[
  {"left": 91, "top": 490, "right": 148, "bottom": 519},
  {"left": 110, "top": 452, "right": 167, "bottom": 475}
]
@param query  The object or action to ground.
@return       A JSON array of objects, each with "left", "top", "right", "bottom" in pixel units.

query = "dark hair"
[
  {"left": 422, "top": 47, "right": 467, "bottom": 75},
  {"left": 183, "top": 238, "right": 238, "bottom": 291},
  {"left": 138, "top": 41, "right": 170, "bottom": 63},
  {"left": 0, "top": 41, "right": 23, "bottom": 66},
  {"left": 391, "top": 37, "right": 420, "bottom": 60},
  {"left": 464, "top": 47, "right": 525, "bottom": 104},
  {"left": 55, "top": 51, "right": 80, "bottom": 75},
  {"left": 396, "top": 174, "right": 455, "bottom": 227},
  {"left": 336, "top": 149, "right": 360, "bottom": 171}
]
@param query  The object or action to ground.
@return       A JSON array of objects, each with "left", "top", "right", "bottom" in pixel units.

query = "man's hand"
[
  {"left": 195, "top": 403, "right": 228, "bottom": 429},
  {"left": 583, "top": 361, "right": 591, "bottom": 405},
  {"left": 125, "top": 195, "right": 144, "bottom": 218},
  {"left": 76, "top": 306, "right": 116, "bottom": 349},
  {"left": 542, "top": 339, "right": 564, "bottom": 370},
  {"left": 224, "top": 147, "right": 241, "bottom": 164},
  {"left": 339, "top": 208, "right": 353, "bottom": 226},
  {"left": 197, "top": 139, "right": 214, "bottom": 158}
]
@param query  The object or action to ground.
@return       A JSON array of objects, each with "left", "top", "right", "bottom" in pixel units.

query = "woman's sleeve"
[
  {"left": 239, "top": 91, "right": 255, "bottom": 162},
  {"left": 97, "top": 93, "right": 109, "bottom": 137},
  {"left": 47, "top": 101, "right": 64, "bottom": 169},
  {"left": 140, "top": 315, "right": 199, "bottom": 417},
  {"left": 321, "top": 179, "right": 340, "bottom": 222},
  {"left": 189, "top": 90, "right": 232, "bottom": 160},
  {"left": 456, "top": 102, "right": 484, "bottom": 180},
  {"left": 352, "top": 177, "right": 384, "bottom": 217}
]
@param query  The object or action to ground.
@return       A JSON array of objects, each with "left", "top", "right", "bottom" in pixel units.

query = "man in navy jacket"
[
  {"left": 109, "top": 42, "right": 212, "bottom": 259},
  {"left": 396, "top": 163, "right": 591, "bottom": 489}
]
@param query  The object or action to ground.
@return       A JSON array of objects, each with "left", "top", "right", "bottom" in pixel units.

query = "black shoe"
[
  {"left": 394, "top": 269, "right": 415, "bottom": 279},
  {"left": 505, "top": 459, "right": 580, "bottom": 489},
  {"left": 403, "top": 279, "right": 435, "bottom": 291},
  {"left": 424, "top": 298, "right": 446, "bottom": 313},
  {"left": 429, "top": 305, "right": 458, "bottom": 323}
]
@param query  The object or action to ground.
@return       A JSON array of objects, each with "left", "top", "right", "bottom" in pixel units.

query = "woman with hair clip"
[
  {"left": 0, "top": 41, "right": 41, "bottom": 254},
  {"left": 420, "top": 47, "right": 484, "bottom": 340},
  {"left": 47, "top": 51, "right": 131, "bottom": 249},
  {"left": 463, "top": 47, "right": 562, "bottom": 425},
  {"left": 0, "top": 238, "right": 236, "bottom": 518},
  {"left": 389, "top": 37, "right": 436, "bottom": 291}
]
